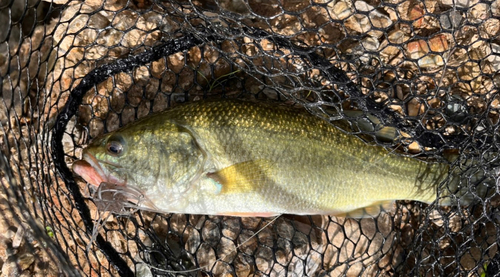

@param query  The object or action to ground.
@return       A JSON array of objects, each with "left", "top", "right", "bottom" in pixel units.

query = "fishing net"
[{"left": 1, "top": 0, "right": 500, "bottom": 275}]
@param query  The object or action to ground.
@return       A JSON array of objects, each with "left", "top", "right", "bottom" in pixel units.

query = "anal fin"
[
  {"left": 219, "top": 212, "right": 278, "bottom": 217},
  {"left": 343, "top": 201, "right": 396, "bottom": 218}
]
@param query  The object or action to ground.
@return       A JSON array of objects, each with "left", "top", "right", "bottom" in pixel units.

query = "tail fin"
[{"left": 438, "top": 163, "right": 495, "bottom": 206}]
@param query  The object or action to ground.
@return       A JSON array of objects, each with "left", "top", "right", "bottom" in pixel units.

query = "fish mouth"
[
  {"left": 73, "top": 152, "right": 126, "bottom": 187},
  {"left": 74, "top": 153, "right": 157, "bottom": 212}
]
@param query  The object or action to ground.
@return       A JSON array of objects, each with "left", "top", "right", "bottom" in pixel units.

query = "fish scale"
[{"left": 73, "top": 100, "right": 462, "bottom": 216}]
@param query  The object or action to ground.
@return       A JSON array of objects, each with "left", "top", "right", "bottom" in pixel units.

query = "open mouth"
[{"left": 73, "top": 152, "right": 126, "bottom": 186}]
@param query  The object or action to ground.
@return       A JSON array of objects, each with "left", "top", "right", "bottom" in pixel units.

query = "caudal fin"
[{"left": 438, "top": 164, "right": 495, "bottom": 206}]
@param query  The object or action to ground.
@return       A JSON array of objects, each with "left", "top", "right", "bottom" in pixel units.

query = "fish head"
[
  {"left": 74, "top": 132, "right": 130, "bottom": 187},
  {"left": 73, "top": 120, "right": 207, "bottom": 205}
]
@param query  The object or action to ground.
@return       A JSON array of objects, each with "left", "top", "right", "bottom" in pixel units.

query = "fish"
[{"left": 73, "top": 100, "right": 475, "bottom": 217}]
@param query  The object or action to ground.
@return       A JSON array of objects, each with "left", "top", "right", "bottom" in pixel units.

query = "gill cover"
[{"left": 153, "top": 123, "right": 207, "bottom": 194}]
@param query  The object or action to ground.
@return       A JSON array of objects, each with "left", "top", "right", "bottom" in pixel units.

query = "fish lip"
[
  {"left": 82, "top": 152, "right": 105, "bottom": 181},
  {"left": 82, "top": 152, "right": 126, "bottom": 186}
]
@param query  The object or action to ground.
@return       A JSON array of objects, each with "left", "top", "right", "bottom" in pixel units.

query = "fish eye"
[{"left": 106, "top": 135, "right": 126, "bottom": 157}]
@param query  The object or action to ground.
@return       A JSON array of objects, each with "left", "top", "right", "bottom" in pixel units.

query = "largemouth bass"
[{"left": 73, "top": 100, "right": 465, "bottom": 217}]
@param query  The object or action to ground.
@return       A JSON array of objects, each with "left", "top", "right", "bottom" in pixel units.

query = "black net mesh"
[{"left": 1, "top": 0, "right": 500, "bottom": 275}]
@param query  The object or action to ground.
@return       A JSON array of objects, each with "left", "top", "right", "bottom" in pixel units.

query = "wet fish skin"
[{"left": 74, "top": 100, "right": 451, "bottom": 216}]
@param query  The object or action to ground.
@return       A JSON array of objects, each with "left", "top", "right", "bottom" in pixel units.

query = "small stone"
[
  {"left": 380, "top": 45, "right": 401, "bottom": 64},
  {"left": 345, "top": 14, "right": 371, "bottom": 34},
  {"left": 369, "top": 9, "right": 393, "bottom": 29},
  {"left": 40, "top": 0, "right": 75, "bottom": 4},
  {"left": 1, "top": 256, "right": 20, "bottom": 276},
  {"left": 407, "top": 98, "right": 425, "bottom": 116},
  {"left": 406, "top": 40, "right": 429, "bottom": 59},
  {"left": 361, "top": 36, "right": 380, "bottom": 51},
  {"left": 18, "top": 253, "right": 35, "bottom": 271},
  {"left": 441, "top": 0, "right": 479, "bottom": 8},
  {"left": 428, "top": 34, "right": 450, "bottom": 52},
  {"left": 112, "top": 10, "right": 139, "bottom": 31},
  {"left": 458, "top": 61, "right": 481, "bottom": 81},
  {"left": 136, "top": 11, "right": 164, "bottom": 32},
  {"left": 468, "top": 3, "right": 490, "bottom": 24},
  {"left": 493, "top": 0, "right": 500, "bottom": 16},
  {"left": 328, "top": 1, "right": 353, "bottom": 20},
  {"left": 354, "top": 1, "right": 374, "bottom": 12},
  {"left": 96, "top": 29, "right": 124, "bottom": 48},
  {"left": 408, "top": 141, "right": 422, "bottom": 153},
  {"left": 4, "top": 228, "right": 15, "bottom": 240},
  {"left": 440, "top": 11, "right": 463, "bottom": 30},
  {"left": 418, "top": 55, "right": 444, "bottom": 68},
  {"left": 444, "top": 95, "right": 468, "bottom": 123},
  {"left": 468, "top": 41, "right": 490, "bottom": 60},
  {"left": 480, "top": 19, "right": 500, "bottom": 39},
  {"left": 11, "top": 225, "right": 25, "bottom": 249},
  {"left": 135, "top": 262, "right": 153, "bottom": 277},
  {"left": 122, "top": 29, "right": 146, "bottom": 48},
  {"left": 486, "top": 43, "right": 500, "bottom": 72},
  {"left": 388, "top": 29, "right": 410, "bottom": 44}
]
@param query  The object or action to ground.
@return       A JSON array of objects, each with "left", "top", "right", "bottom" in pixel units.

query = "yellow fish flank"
[{"left": 74, "top": 100, "right": 454, "bottom": 217}]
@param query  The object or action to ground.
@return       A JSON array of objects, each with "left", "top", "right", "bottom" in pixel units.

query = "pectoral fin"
[{"left": 207, "top": 160, "right": 274, "bottom": 194}]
